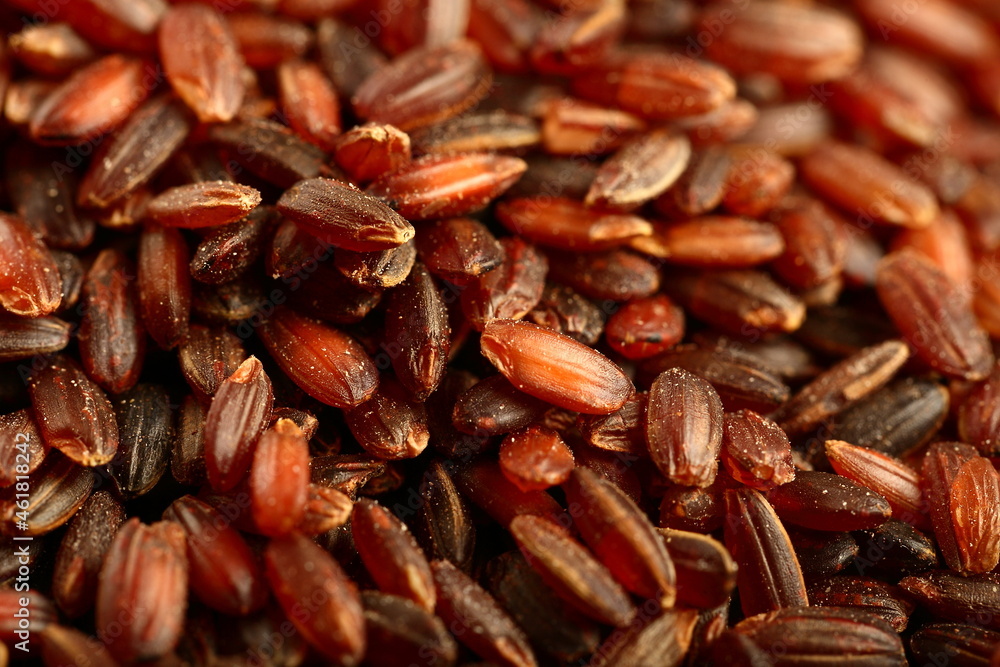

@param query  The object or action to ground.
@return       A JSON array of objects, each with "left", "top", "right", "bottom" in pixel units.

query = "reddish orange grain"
[{"left": 480, "top": 319, "right": 634, "bottom": 415}]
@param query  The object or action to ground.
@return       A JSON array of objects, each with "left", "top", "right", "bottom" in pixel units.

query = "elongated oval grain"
[
  {"left": 675, "top": 101, "right": 761, "bottom": 148},
  {"left": 771, "top": 340, "right": 910, "bottom": 437},
  {"left": 190, "top": 206, "right": 275, "bottom": 286},
  {"left": 0, "top": 212, "right": 62, "bottom": 317},
  {"left": 579, "top": 392, "right": 646, "bottom": 456},
  {"left": 163, "top": 495, "right": 267, "bottom": 617},
  {"left": 724, "top": 488, "right": 809, "bottom": 618},
  {"left": 899, "top": 571, "right": 1000, "bottom": 631},
  {"left": 78, "top": 248, "right": 145, "bottom": 394},
  {"left": 353, "top": 40, "right": 492, "bottom": 131},
  {"left": 565, "top": 467, "right": 676, "bottom": 603},
  {"left": 855, "top": 517, "right": 937, "bottom": 576},
  {"left": 410, "top": 109, "right": 540, "bottom": 155},
  {"left": 9, "top": 23, "right": 96, "bottom": 77},
  {"left": 415, "top": 217, "right": 504, "bottom": 285},
  {"left": 700, "top": 2, "right": 862, "bottom": 83},
  {"left": 646, "top": 368, "right": 724, "bottom": 488},
  {"left": 485, "top": 551, "right": 600, "bottom": 663},
  {"left": 270, "top": 222, "right": 322, "bottom": 281},
  {"left": 681, "top": 102, "right": 756, "bottom": 148},
  {"left": 497, "top": 197, "right": 652, "bottom": 251},
  {"left": 27, "top": 355, "right": 118, "bottom": 466},
  {"left": 831, "top": 378, "right": 948, "bottom": 457},
  {"left": 300, "top": 484, "right": 354, "bottom": 536},
  {"left": 0, "top": 410, "right": 45, "bottom": 487},
  {"left": 509, "top": 515, "right": 635, "bottom": 627},
  {"left": 159, "top": 4, "right": 244, "bottom": 123},
  {"left": 530, "top": 0, "right": 623, "bottom": 74},
  {"left": 344, "top": 379, "right": 430, "bottom": 460},
  {"left": 285, "top": 261, "right": 383, "bottom": 325},
  {"left": 664, "top": 146, "right": 731, "bottom": 217},
  {"left": 721, "top": 410, "right": 795, "bottom": 490},
  {"left": 426, "top": 374, "right": 482, "bottom": 458},
  {"left": 278, "top": 177, "right": 414, "bottom": 252},
  {"left": 659, "top": 529, "right": 737, "bottom": 610},
  {"left": 384, "top": 263, "right": 450, "bottom": 401},
  {"left": 137, "top": 226, "right": 191, "bottom": 350},
  {"left": 452, "top": 374, "right": 550, "bottom": 437},
  {"left": 171, "top": 396, "right": 207, "bottom": 487},
  {"left": 29, "top": 55, "right": 152, "bottom": 145},
  {"left": 226, "top": 11, "right": 312, "bottom": 68},
  {"left": 250, "top": 419, "right": 309, "bottom": 537},
  {"left": 640, "top": 345, "right": 791, "bottom": 414},
  {"left": 770, "top": 196, "right": 846, "bottom": 289},
  {"left": 51, "top": 490, "right": 125, "bottom": 619},
  {"left": 110, "top": 384, "right": 170, "bottom": 498},
  {"left": 57, "top": 0, "right": 165, "bottom": 53},
  {"left": 826, "top": 440, "right": 928, "bottom": 530},
  {"left": 666, "top": 269, "right": 804, "bottom": 336},
  {"left": 51, "top": 249, "right": 82, "bottom": 312},
  {"left": 571, "top": 51, "right": 736, "bottom": 120},
  {"left": 855, "top": 0, "right": 1000, "bottom": 67},
  {"left": 546, "top": 247, "right": 661, "bottom": 302},
  {"left": 96, "top": 519, "right": 188, "bottom": 664},
  {"left": 593, "top": 608, "right": 698, "bottom": 667},
  {"left": 0, "top": 313, "right": 70, "bottom": 362},
  {"left": 367, "top": 153, "right": 527, "bottom": 221},
  {"left": 362, "top": 591, "right": 458, "bottom": 667},
  {"left": 265, "top": 533, "right": 365, "bottom": 665},
  {"left": 959, "top": 364, "right": 1000, "bottom": 456},
  {"left": 335, "top": 242, "right": 416, "bottom": 290},
  {"left": 452, "top": 459, "right": 564, "bottom": 528},
  {"left": 921, "top": 441, "right": 977, "bottom": 572},
  {"left": 876, "top": 249, "right": 994, "bottom": 381},
  {"left": 5, "top": 140, "right": 94, "bottom": 251},
  {"left": 431, "top": 559, "right": 537, "bottom": 667},
  {"left": 414, "top": 460, "right": 476, "bottom": 571},
  {"left": 632, "top": 217, "right": 785, "bottom": 268},
  {"left": 801, "top": 142, "right": 940, "bottom": 228},
  {"left": 730, "top": 607, "right": 906, "bottom": 666},
  {"left": 1, "top": 452, "right": 93, "bottom": 536},
  {"left": 77, "top": 94, "right": 192, "bottom": 209},
  {"left": 585, "top": 130, "right": 691, "bottom": 210},
  {"left": 910, "top": 623, "right": 1000, "bottom": 666},
  {"left": 461, "top": 237, "right": 548, "bottom": 329},
  {"left": 949, "top": 457, "right": 1000, "bottom": 574},
  {"left": 542, "top": 98, "right": 646, "bottom": 156},
  {"left": 830, "top": 48, "right": 962, "bottom": 150},
  {"left": 352, "top": 498, "right": 436, "bottom": 611},
  {"left": 891, "top": 210, "right": 973, "bottom": 292},
  {"left": 277, "top": 58, "right": 341, "bottom": 151},
  {"left": 195, "top": 278, "right": 267, "bottom": 325},
  {"left": 480, "top": 319, "right": 633, "bottom": 414},
  {"left": 177, "top": 325, "right": 245, "bottom": 401},
  {"left": 208, "top": 119, "right": 325, "bottom": 188},
  {"left": 145, "top": 181, "right": 261, "bottom": 229},
  {"left": 467, "top": 0, "right": 540, "bottom": 71},
  {"left": 767, "top": 471, "right": 892, "bottom": 532},
  {"left": 258, "top": 308, "right": 378, "bottom": 409},
  {"left": 806, "top": 577, "right": 914, "bottom": 632},
  {"left": 204, "top": 356, "right": 274, "bottom": 492}
]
